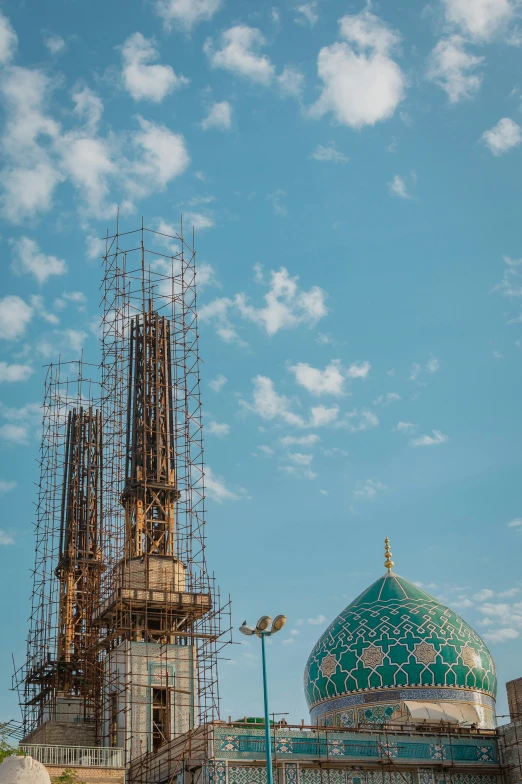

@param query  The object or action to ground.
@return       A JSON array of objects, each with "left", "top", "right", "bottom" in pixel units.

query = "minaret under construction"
[
  {"left": 18, "top": 223, "right": 228, "bottom": 771},
  {"left": 95, "top": 300, "right": 211, "bottom": 760}
]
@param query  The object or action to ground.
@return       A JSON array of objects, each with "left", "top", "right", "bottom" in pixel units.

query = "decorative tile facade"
[
  {"left": 356, "top": 704, "right": 400, "bottom": 725},
  {"left": 335, "top": 709, "right": 355, "bottom": 728},
  {"left": 420, "top": 771, "right": 497, "bottom": 784},
  {"left": 285, "top": 763, "right": 299, "bottom": 784},
  {"left": 304, "top": 572, "right": 497, "bottom": 723},
  {"left": 213, "top": 726, "right": 498, "bottom": 765},
  {"left": 228, "top": 766, "right": 267, "bottom": 784}
]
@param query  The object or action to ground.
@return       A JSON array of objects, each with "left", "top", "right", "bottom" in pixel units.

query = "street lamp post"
[{"left": 239, "top": 615, "right": 287, "bottom": 784}]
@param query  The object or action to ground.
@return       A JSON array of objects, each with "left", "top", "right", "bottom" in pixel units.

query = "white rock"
[{"left": 0, "top": 756, "right": 51, "bottom": 784}]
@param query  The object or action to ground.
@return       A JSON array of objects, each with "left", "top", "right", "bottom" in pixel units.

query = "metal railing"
[{"left": 19, "top": 745, "right": 125, "bottom": 768}]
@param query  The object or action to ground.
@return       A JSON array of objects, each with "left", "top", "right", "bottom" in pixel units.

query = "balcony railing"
[{"left": 19, "top": 745, "right": 125, "bottom": 768}]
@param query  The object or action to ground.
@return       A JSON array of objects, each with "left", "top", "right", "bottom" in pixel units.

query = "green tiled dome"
[{"left": 304, "top": 571, "right": 497, "bottom": 718}]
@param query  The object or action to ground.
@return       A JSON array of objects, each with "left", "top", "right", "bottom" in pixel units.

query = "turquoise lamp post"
[{"left": 239, "top": 615, "right": 287, "bottom": 784}]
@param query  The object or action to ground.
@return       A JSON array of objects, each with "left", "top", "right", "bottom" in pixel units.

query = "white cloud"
[
  {"left": 308, "top": 614, "right": 327, "bottom": 625},
  {"left": 410, "top": 357, "right": 440, "bottom": 383},
  {"left": 0, "top": 295, "right": 33, "bottom": 340},
  {"left": 43, "top": 33, "right": 65, "bottom": 56},
  {"left": 389, "top": 174, "right": 411, "bottom": 199},
  {"left": 241, "top": 377, "right": 339, "bottom": 430},
  {"left": 442, "top": 0, "right": 515, "bottom": 42},
  {"left": 55, "top": 291, "right": 87, "bottom": 310},
  {"left": 257, "top": 445, "right": 274, "bottom": 457},
  {"left": 205, "top": 466, "right": 246, "bottom": 502},
  {"left": 241, "top": 375, "right": 305, "bottom": 427},
  {"left": 311, "top": 144, "right": 349, "bottom": 164},
  {"left": 483, "top": 627, "right": 519, "bottom": 642},
  {"left": 282, "top": 452, "right": 317, "bottom": 479},
  {"left": 0, "top": 530, "right": 15, "bottom": 545},
  {"left": 492, "top": 256, "right": 522, "bottom": 299},
  {"left": 36, "top": 328, "right": 88, "bottom": 358},
  {"left": 0, "top": 479, "right": 16, "bottom": 494},
  {"left": 341, "top": 408, "right": 379, "bottom": 432},
  {"left": 0, "top": 60, "right": 190, "bottom": 222},
  {"left": 267, "top": 189, "right": 288, "bottom": 217},
  {"left": 0, "top": 401, "right": 41, "bottom": 425},
  {"left": 30, "top": 296, "right": 58, "bottom": 325},
  {"left": 202, "top": 100, "right": 232, "bottom": 130},
  {"left": 482, "top": 118, "right": 522, "bottom": 156},
  {"left": 0, "top": 66, "right": 63, "bottom": 223},
  {"left": 0, "top": 423, "right": 29, "bottom": 445},
  {"left": 205, "top": 25, "right": 275, "bottom": 85},
  {"left": 129, "top": 117, "right": 191, "bottom": 192},
  {"left": 0, "top": 363, "right": 33, "bottom": 382},
  {"left": 277, "top": 66, "right": 305, "bottom": 98},
  {"left": 72, "top": 86, "right": 103, "bottom": 131},
  {"left": 199, "top": 297, "right": 243, "bottom": 344},
  {"left": 394, "top": 421, "right": 417, "bottom": 432},
  {"left": 210, "top": 374, "right": 227, "bottom": 391},
  {"left": 452, "top": 596, "right": 474, "bottom": 608},
  {"left": 0, "top": 13, "right": 17, "bottom": 65},
  {"left": 508, "top": 517, "right": 522, "bottom": 527},
  {"left": 474, "top": 588, "right": 494, "bottom": 601},
  {"left": 353, "top": 478, "right": 386, "bottom": 500},
  {"left": 427, "top": 36, "right": 483, "bottom": 103},
  {"left": 85, "top": 234, "right": 105, "bottom": 260},
  {"left": 310, "top": 10, "right": 405, "bottom": 129},
  {"left": 155, "top": 0, "right": 222, "bottom": 31},
  {"left": 121, "top": 33, "right": 188, "bottom": 102},
  {"left": 289, "top": 360, "right": 345, "bottom": 396},
  {"left": 295, "top": 2, "right": 318, "bottom": 26},
  {"left": 346, "top": 361, "right": 371, "bottom": 378},
  {"left": 280, "top": 434, "right": 320, "bottom": 446},
  {"left": 11, "top": 236, "right": 67, "bottom": 284},
  {"left": 235, "top": 267, "right": 328, "bottom": 336},
  {"left": 410, "top": 429, "right": 448, "bottom": 447},
  {"left": 282, "top": 637, "right": 295, "bottom": 645},
  {"left": 288, "top": 452, "right": 313, "bottom": 466},
  {"left": 59, "top": 134, "right": 115, "bottom": 218},
  {"left": 184, "top": 211, "right": 214, "bottom": 230},
  {"left": 310, "top": 405, "right": 339, "bottom": 427},
  {"left": 202, "top": 267, "right": 327, "bottom": 343},
  {"left": 207, "top": 420, "right": 230, "bottom": 437},
  {"left": 373, "top": 392, "right": 401, "bottom": 405}
]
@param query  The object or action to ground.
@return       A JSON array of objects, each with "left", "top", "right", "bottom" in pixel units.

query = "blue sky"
[{"left": 0, "top": 0, "right": 521, "bottom": 728}]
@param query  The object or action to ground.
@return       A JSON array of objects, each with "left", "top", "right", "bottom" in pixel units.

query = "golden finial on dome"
[{"left": 384, "top": 537, "right": 394, "bottom": 572}]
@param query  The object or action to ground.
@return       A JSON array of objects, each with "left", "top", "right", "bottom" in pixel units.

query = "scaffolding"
[
  {"left": 14, "top": 220, "right": 231, "bottom": 765},
  {"left": 96, "top": 220, "right": 231, "bottom": 761},
  {"left": 15, "top": 360, "right": 101, "bottom": 738}
]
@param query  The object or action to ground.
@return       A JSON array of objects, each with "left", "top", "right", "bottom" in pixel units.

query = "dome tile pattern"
[{"left": 304, "top": 572, "right": 496, "bottom": 716}]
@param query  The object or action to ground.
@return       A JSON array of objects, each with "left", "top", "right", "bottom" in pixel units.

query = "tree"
[{"left": 0, "top": 724, "right": 23, "bottom": 764}]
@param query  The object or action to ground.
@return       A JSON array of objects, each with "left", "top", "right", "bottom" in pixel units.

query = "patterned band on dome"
[{"left": 310, "top": 688, "right": 497, "bottom": 721}]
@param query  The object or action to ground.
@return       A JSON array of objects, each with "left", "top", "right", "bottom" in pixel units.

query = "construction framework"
[
  {"left": 15, "top": 221, "right": 231, "bottom": 767},
  {"left": 15, "top": 360, "right": 102, "bottom": 736}
]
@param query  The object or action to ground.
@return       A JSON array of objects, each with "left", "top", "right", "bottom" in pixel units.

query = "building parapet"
[
  {"left": 19, "top": 744, "right": 125, "bottom": 769},
  {"left": 213, "top": 724, "right": 498, "bottom": 764}
]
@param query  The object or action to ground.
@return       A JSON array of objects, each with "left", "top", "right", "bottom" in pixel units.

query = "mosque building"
[
  {"left": 126, "top": 540, "right": 522, "bottom": 784},
  {"left": 7, "top": 224, "right": 522, "bottom": 784}
]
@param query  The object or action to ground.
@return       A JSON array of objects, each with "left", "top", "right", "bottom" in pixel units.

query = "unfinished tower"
[
  {"left": 16, "top": 222, "right": 229, "bottom": 772},
  {"left": 18, "top": 364, "right": 102, "bottom": 746},
  {"left": 95, "top": 222, "right": 227, "bottom": 764},
  {"left": 56, "top": 406, "right": 102, "bottom": 706}
]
